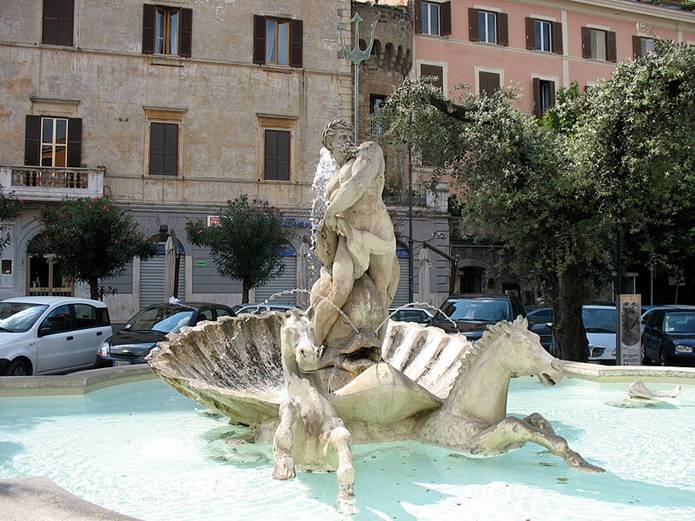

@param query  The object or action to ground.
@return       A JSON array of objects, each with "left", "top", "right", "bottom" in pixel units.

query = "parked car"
[
  {"left": 0, "top": 296, "right": 112, "bottom": 376},
  {"left": 389, "top": 307, "right": 433, "bottom": 325},
  {"left": 641, "top": 305, "right": 695, "bottom": 335},
  {"left": 526, "top": 307, "right": 554, "bottom": 351},
  {"left": 232, "top": 304, "right": 296, "bottom": 315},
  {"left": 429, "top": 293, "right": 526, "bottom": 340},
  {"left": 642, "top": 308, "right": 695, "bottom": 366},
  {"left": 582, "top": 305, "right": 617, "bottom": 363},
  {"left": 96, "top": 302, "right": 234, "bottom": 367}
]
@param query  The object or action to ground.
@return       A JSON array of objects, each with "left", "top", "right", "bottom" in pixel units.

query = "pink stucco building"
[{"left": 410, "top": 0, "right": 695, "bottom": 114}]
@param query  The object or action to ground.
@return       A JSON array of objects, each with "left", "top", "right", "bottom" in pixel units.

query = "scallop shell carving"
[{"left": 148, "top": 313, "right": 473, "bottom": 424}]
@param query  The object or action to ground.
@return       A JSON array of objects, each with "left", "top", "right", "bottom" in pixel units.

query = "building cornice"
[{"left": 510, "top": 0, "right": 695, "bottom": 26}]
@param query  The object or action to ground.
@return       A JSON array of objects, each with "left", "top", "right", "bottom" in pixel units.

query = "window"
[
  {"left": 633, "top": 36, "right": 656, "bottom": 58},
  {"left": 216, "top": 307, "right": 232, "bottom": 318},
  {"left": 149, "top": 122, "right": 178, "bottom": 176},
  {"left": 264, "top": 129, "right": 291, "bottom": 181},
  {"left": 535, "top": 20, "right": 552, "bottom": 52},
  {"left": 370, "top": 94, "right": 388, "bottom": 136},
  {"left": 266, "top": 18, "right": 290, "bottom": 65},
  {"left": 39, "top": 304, "right": 72, "bottom": 336},
  {"left": 155, "top": 7, "right": 179, "bottom": 54},
  {"left": 197, "top": 309, "right": 215, "bottom": 323},
  {"left": 479, "top": 11, "right": 497, "bottom": 44},
  {"left": 40, "top": 117, "right": 68, "bottom": 167},
  {"left": 533, "top": 78, "right": 555, "bottom": 116},
  {"left": 42, "top": 0, "right": 74, "bottom": 46},
  {"left": 73, "top": 304, "right": 108, "bottom": 329},
  {"left": 421, "top": 2, "right": 440, "bottom": 35},
  {"left": 253, "top": 16, "right": 303, "bottom": 68},
  {"left": 419, "top": 63, "right": 444, "bottom": 91},
  {"left": 25, "top": 115, "right": 82, "bottom": 167},
  {"left": 142, "top": 5, "right": 192, "bottom": 57},
  {"left": 478, "top": 71, "right": 500, "bottom": 96},
  {"left": 582, "top": 27, "right": 616, "bottom": 62},
  {"left": 589, "top": 29, "right": 606, "bottom": 60}
]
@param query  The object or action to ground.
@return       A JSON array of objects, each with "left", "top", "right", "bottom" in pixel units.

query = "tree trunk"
[
  {"left": 242, "top": 280, "right": 251, "bottom": 304},
  {"left": 553, "top": 264, "right": 588, "bottom": 362},
  {"left": 88, "top": 278, "right": 100, "bottom": 301}
]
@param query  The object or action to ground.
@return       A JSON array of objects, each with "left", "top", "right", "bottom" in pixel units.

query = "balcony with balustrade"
[{"left": 0, "top": 165, "right": 104, "bottom": 201}]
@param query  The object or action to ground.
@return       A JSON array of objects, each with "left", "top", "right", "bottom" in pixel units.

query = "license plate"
[{"left": 113, "top": 360, "right": 131, "bottom": 367}]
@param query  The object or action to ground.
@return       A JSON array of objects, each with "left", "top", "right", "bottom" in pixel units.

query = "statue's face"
[{"left": 328, "top": 129, "right": 355, "bottom": 164}]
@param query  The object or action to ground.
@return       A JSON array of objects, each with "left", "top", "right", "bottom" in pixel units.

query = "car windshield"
[
  {"left": 128, "top": 307, "right": 195, "bottom": 334},
  {"left": 441, "top": 299, "right": 511, "bottom": 322},
  {"left": 663, "top": 312, "right": 695, "bottom": 334},
  {"left": 582, "top": 308, "right": 616, "bottom": 333},
  {"left": 0, "top": 303, "right": 49, "bottom": 332}
]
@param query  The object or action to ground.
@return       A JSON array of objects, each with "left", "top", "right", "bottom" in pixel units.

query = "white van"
[{"left": 0, "top": 297, "right": 112, "bottom": 376}]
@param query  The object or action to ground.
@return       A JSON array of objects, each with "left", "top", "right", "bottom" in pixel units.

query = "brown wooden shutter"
[
  {"left": 59, "top": 0, "right": 74, "bottom": 46},
  {"left": 163, "top": 124, "right": 178, "bottom": 176},
  {"left": 581, "top": 27, "right": 590, "bottom": 59},
  {"left": 440, "top": 2, "right": 452, "bottom": 37},
  {"left": 525, "top": 17, "right": 535, "bottom": 50},
  {"left": 552, "top": 22, "right": 563, "bottom": 54},
  {"left": 277, "top": 131, "right": 290, "bottom": 181},
  {"left": 179, "top": 8, "right": 192, "bottom": 57},
  {"left": 420, "top": 64, "right": 444, "bottom": 91},
  {"left": 253, "top": 15, "right": 266, "bottom": 64},
  {"left": 632, "top": 35, "right": 641, "bottom": 59},
  {"left": 150, "top": 123, "right": 177, "bottom": 176},
  {"left": 498, "top": 13, "right": 508, "bottom": 46},
  {"left": 142, "top": 4, "right": 155, "bottom": 54},
  {"left": 468, "top": 8, "right": 479, "bottom": 42},
  {"left": 606, "top": 31, "right": 617, "bottom": 62},
  {"left": 414, "top": 0, "right": 422, "bottom": 34},
  {"left": 67, "top": 118, "right": 82, "bottom": 167},
  {"left": 265, "top": 130, "right": 290, "bottom": 181},
  {"left": 24, "top": 115, "right": 41, "bottom": 166},
  {"left": 532, "top": 78, "right": 541, "bottom": 116},
  {"left": 149, "top": 123, "right": 163, "bottom": 175},
  {"left": 290, "top": 19, "right": 303, "bottom": 68},
  {"left": 42, "top": 0, "right": 74, "bottom": 46},
  {"left": 548, "top": 80, "right": 556, "bottom": 109},
  {"left": 479, "top": 72, "right": 500, "bottom": 96}
]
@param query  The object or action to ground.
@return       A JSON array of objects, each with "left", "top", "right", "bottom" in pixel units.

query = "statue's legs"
[
  {"left": 368, "top": 253, "right": 399, "bottom": 308},
  {"left": 463, "top": 416, "right": 605, "bottom": 473},
  {"left": 272, "top": 399, "right": 299, "bottom": 480},
  {"left": 313, "top": 237, "right": 355, "bottom": 348},
  {"left": 327, "top": 425, "right": 357, "bottom": 515}
]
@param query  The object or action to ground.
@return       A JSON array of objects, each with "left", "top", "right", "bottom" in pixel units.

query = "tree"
[
  {"left": 0, "top": 189, "right": 20, "bottom": 256},
  {"left": 38, "top": 197, "right": 156, "bottom": 300},
  {"left": 185, "top": 195, "right": 294, "bottom": 303},
  {"left": 381, "top": 41, "right": 695, "bottom": 361}
]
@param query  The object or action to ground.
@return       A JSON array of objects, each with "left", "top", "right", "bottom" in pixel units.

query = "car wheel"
[{"left": 7, "top": 359, "right": 32, "bottom": 376}]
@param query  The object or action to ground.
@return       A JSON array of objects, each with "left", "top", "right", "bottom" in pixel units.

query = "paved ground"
[{"left": 0, "top": 476, "right": 140, "bottom": 521}]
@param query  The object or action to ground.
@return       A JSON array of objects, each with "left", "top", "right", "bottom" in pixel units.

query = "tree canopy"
[
  {"left": 186, "top": 195, "right": 294, "bottom": 303},
  {"left": 38, "top": 197, "right": 156, "bottom": 300},
  {"left": 0, "top": 189, "right": 20, "bottom": 256},
  {"left": 381, "top": 41, "right": 695, "bottom": 361}
]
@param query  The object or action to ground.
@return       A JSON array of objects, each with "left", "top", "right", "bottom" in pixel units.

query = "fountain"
[{"left": 147, "top": 121, "right": 602, "bottom": 515}]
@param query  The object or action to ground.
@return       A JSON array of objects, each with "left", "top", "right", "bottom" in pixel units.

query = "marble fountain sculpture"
[{"left": 147, "top": 120, "right": 603, "bottom": 515}]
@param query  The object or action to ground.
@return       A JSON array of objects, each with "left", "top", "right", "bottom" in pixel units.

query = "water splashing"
[{"left": 308, "top": 148, "right": 337, "bottom": 280}]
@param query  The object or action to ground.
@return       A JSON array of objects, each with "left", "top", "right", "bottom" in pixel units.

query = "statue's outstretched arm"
[{"left": 327, "top": 144, "right": 382, "bottom": 216}]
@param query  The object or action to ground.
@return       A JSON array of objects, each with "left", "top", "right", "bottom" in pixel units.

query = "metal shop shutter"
[
  {"left": 140, "top": 254, "right": 185, "bottom": 309},
  {"left": 254, "top": 254, "right": 297, "bottom": 305},
  {"left": 392, "top": 251, "right": 418, "bottom": 307}
]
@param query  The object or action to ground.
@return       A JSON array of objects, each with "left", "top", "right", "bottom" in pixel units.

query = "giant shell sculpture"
[{"left": 148, "top": 311, "right": 474, "bottom": 426}]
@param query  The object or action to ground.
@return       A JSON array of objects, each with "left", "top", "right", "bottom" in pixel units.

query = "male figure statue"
[{"left": 311, "top": 120, "right": 399, "bottom": 351}]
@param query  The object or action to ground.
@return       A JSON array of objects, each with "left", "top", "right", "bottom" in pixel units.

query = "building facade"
[
  {"left": 0, "top": 0, "right": 451, "bottom": 320},
  {"left": 410, "top": 0, "right": 695, "bottom": 301}
]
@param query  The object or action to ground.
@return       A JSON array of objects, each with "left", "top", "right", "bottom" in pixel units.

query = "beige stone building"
[{"left": 0, "top": 0, "right": 451, "bottom": 320}]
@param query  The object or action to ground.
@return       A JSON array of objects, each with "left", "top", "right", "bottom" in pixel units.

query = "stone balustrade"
[{"left": 0, "top": 165, "right": 105, "bottom": 201}]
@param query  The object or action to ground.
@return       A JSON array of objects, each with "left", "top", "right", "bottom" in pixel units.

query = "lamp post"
[{"left": 338, "top": 13, "right": 378, "bottom": 145}]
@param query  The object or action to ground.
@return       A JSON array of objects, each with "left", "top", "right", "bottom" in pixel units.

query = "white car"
[
  {"left": 583, "top": 305, "right": 617, "bottom": 363},
  {"left": 0, "top": 296, "right": 112, "bottom": 376}
]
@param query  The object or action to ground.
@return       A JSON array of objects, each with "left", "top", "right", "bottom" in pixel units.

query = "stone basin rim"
[{"left": 1, "top": 362, "right": 694, "bottom": 397}]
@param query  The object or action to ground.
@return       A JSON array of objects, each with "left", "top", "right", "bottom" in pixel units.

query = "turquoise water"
[{"left": 1, "top": 378, "right": 694, "bottom": 521}]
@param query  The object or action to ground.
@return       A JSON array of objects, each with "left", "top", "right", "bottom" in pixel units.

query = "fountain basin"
[{"left": 1, "top": 376, "right": 693, "bottom": 521}]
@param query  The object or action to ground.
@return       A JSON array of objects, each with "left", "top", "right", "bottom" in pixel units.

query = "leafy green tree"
[
  {"left": 186, "top": 195, "right": 293, "bottom": 303},
  {"left": 381, "top": 41, "right": 695, "bottom": 361},
  {"left": 38, "top": 197, "right": 156, "bottom": 300},
  {"left": 0, "top": 189, "right": 20, "bottom": 255}
]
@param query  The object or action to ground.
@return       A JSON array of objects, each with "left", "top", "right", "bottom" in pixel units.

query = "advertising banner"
[{"left": 618, "top": 294, "right": 642, "bottom": 365}]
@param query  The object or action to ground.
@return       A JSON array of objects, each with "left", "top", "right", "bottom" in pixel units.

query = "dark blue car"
[{"left": 642, "top": 308, "right": 695, "bottom": 366}]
